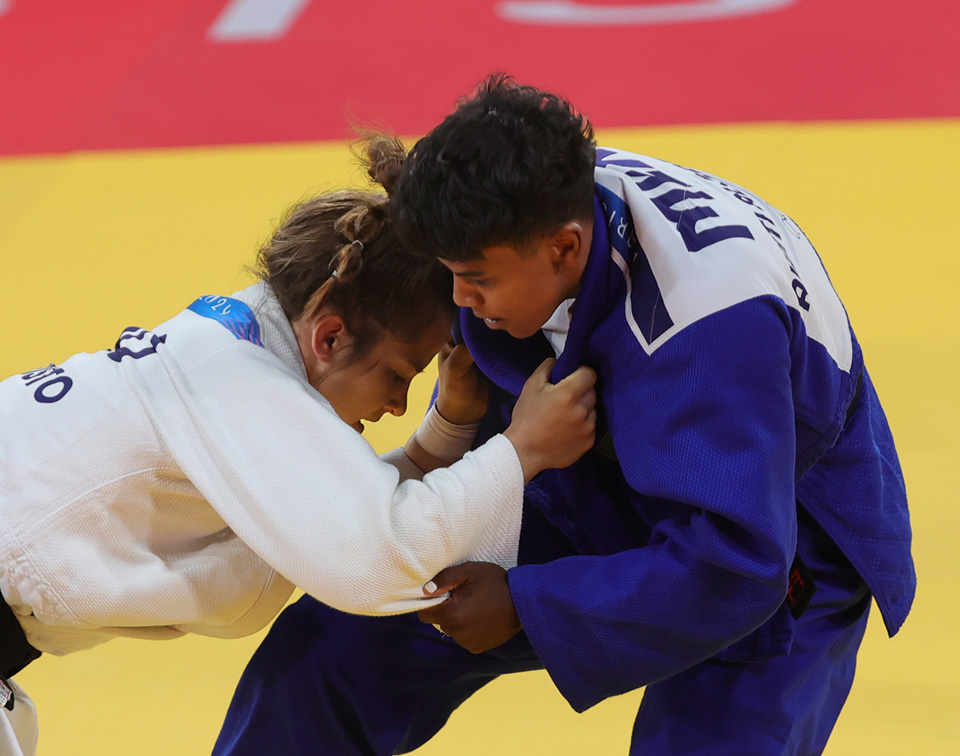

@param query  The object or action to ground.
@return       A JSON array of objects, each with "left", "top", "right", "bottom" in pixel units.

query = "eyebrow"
[
  {"left": 398, "top": 358, "right": 425, "bottom": 376},
  {"left": 452, "top": 269, "right": 486, "bottom": 279}
]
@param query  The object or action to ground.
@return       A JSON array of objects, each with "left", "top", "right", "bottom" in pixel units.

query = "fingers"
[
  {"left": 418, "top": 571, "right": 458, "bottom": 625},
  {"left": 436, "top": 340, "right": 456, "bottom": 370},
  {"left": 555, "top": 364, "right": 597, "bottom": 397},
  {"left": 422, "top": 579, "right": 451, "bottom": 598},
  {"left": 527, "top": 357, "right": 557, "bottom": 386},
  {"left": 442, "top": 342, "right": 477, "bottom": 376},
  {"left": 418, "top": 562, "right": 521, "bottom": 654},
  {"left": 422, "top": 565, "right": 467, "bottom": 597},
  {"left": 418, "top": 572, "right": 460, "bottom": 625},
  {"left": 527, "top": 359, "right": 595, "bottom": 389},
  {"left": 548, "top": 365, "right": 597, "bottom": 431},
  {"left": 436, "top": 342, "right": 489, "bottom": 425},
  {"left": 556, "top": 366, "right": 597, "bottom": 431},
  {"left": 418, "top": 602, "right": 452, "bottom": 626}
]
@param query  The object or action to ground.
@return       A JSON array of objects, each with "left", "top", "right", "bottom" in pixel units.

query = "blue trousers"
[{"left": 213, "top": 510, "right": 869, "bottom": 756}]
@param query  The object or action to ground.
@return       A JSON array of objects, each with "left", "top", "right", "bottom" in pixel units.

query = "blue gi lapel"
[
  {"left": 461, "top": 311, "right": 550, "bottom": 397},
  {"left": 550, "top": 196, "right": 614, "bottom": 383}
]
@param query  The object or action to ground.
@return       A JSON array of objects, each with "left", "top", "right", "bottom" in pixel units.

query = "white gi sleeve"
[
  {"left": 142, "top": 337, "right": 523, "bottom": 616},
  {"left": 379, "top": 447, "right": 426, "bottom": 482}
]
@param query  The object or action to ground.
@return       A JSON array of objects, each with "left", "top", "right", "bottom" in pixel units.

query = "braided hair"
[{"left": 255, "top": 136, "right": 454, "bottom": 364}]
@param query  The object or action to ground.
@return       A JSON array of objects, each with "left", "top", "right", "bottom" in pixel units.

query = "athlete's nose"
[
  {"left": 452, "top": 277, "right": 481, "bottom": 308},
  {"left": 386, "top": 390, "right": 408, "bottom": 417}
]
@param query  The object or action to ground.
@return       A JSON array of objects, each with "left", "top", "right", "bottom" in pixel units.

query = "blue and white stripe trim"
[{"left": 187, "top": 295, "right": 264, "bottom": 347}]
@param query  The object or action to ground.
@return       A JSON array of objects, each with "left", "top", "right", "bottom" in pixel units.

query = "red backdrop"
[{"left": 1, "top": 0, "right": 956, "bottom": 155}]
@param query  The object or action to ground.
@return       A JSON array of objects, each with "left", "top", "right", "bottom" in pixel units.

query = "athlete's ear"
[
  {"left": 310, "top": 312, "right": 352, "bottom": 368},
  {"left": 551, "top": 221, "right": 593, "bottom": 289},
  {"left": 551, "top": 221, "right": 589, "bottom": 267}
]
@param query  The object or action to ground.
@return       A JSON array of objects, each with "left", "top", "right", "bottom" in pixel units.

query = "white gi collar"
[{"left": 541, "top": 298, "right": 576, "bottom": 358}]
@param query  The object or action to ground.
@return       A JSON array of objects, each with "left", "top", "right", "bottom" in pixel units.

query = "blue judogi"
[{"left": 213, "top": 149, "right": 915, "bottom": 755}]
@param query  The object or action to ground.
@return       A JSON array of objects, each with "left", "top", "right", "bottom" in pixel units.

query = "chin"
[{"left": 506, "top": 323, "right": 541, "bottom": 340}]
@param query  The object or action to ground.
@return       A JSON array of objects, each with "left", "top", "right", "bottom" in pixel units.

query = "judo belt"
[
  {"left": 0, "top": 598, "right": 41, "bottom": 710},
  {"left": 844, "top": 372, "right": 863, "bottom": 427},
  {"left": 786, "top": 554, "right": 817, "bottom": 620},
  {"left": 787, "top": 373, "right": 863, "bottom": 621}
]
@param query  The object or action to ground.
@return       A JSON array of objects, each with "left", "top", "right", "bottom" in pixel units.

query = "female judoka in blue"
[{"left": 213, "top": 76, "right": 915, "bottom": 755}]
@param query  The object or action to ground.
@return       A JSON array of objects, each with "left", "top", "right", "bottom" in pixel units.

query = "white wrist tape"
[{"left": 414, "top": 405, "right": 480, "bottom": 462}]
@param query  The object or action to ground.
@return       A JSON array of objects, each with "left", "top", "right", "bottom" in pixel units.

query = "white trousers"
[{"left": 0, "top": 680, "right": 38, "bottom": 756}]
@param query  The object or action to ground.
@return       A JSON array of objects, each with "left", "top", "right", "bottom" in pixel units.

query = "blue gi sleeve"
[{"left": 508, "top": 298, "right": 800, "bottom": 712}]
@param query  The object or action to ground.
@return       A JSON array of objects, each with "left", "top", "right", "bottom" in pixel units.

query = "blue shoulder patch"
[{"left": 187, "top": 295, "right": 264, "bottom": 347}]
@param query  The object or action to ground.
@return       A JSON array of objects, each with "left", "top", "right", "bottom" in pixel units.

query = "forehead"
[
  {"left": 439, "top": 244, "right": 535, "bottom": 277},
  {"left": 377, "top": 315, "right": 451, "bottom": 371}
]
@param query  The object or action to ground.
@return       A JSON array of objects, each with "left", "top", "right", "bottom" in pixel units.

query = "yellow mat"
[{"left": 2, "top": 118, "right": 958, "bottom": 754}]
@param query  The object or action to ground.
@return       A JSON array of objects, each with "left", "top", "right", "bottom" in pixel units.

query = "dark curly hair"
[{"left": 391, "top": 73, "right": 597, "bottom": 261}]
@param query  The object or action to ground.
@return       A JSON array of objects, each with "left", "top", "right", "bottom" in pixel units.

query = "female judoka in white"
[{"left": 0, "top": 148, "right": 598, "bottom": 755}]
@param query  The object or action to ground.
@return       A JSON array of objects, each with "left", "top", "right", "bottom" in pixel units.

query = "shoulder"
[
  {"left": 156, "top": 283, "right": 295, "bottom": 373},
  {"left": 178, "top": 292, "right": 265, "bottom": 348},
  {"left": 591, "top": 148, "right": 851, "bottom": 369}
]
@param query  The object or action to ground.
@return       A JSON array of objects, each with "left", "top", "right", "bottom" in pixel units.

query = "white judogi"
[{"left": 0, "top": 282, "right": 523, "bottom": 754}]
